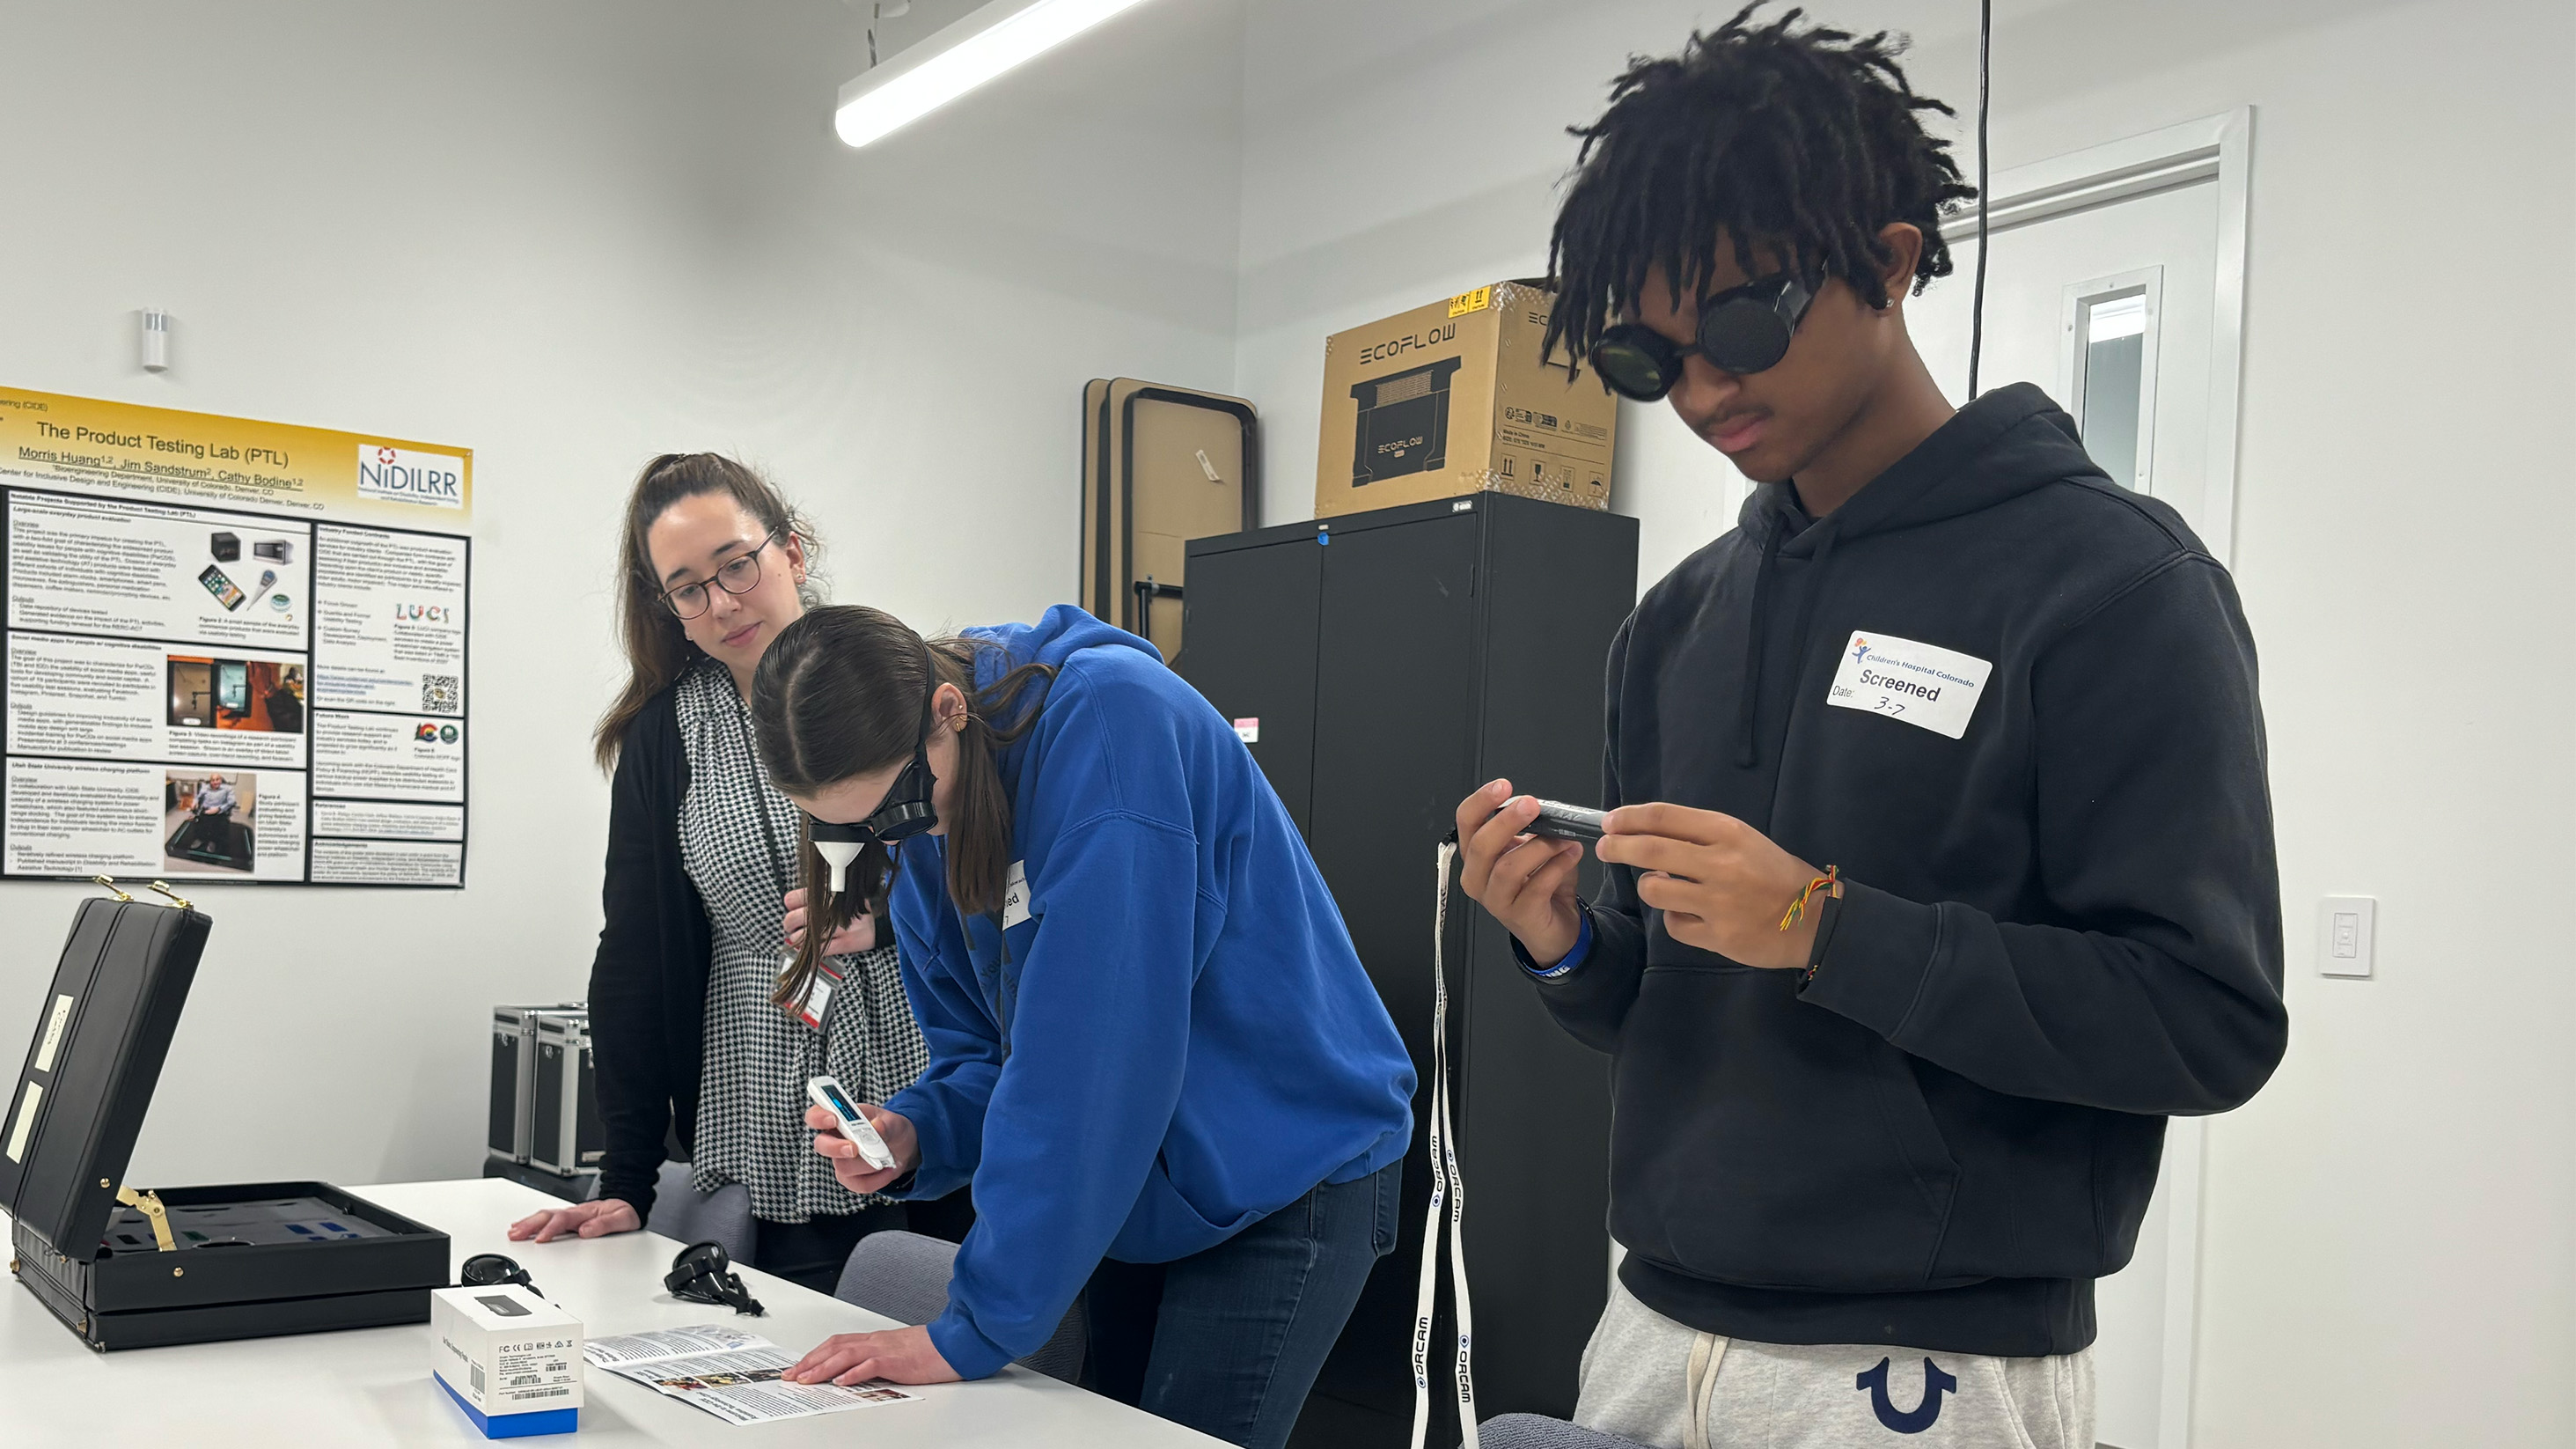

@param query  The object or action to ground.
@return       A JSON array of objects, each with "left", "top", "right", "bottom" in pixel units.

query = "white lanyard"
[{"left": 1412, "top": 840, "right": 1479, "bottom": 1449}]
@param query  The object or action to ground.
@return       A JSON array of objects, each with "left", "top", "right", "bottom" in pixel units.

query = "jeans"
[{"left": 1086, "top": 1160, "right": 1401, "bottom": 1449}]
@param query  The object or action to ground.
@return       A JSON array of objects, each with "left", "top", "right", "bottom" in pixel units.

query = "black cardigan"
[{"left": 586, "top": 687, "right": 711, "bottom": 1219}]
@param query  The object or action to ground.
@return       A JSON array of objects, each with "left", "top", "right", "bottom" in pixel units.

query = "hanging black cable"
[{"left": 1966, "top": 0, "right": 1993, "bottom": 399}]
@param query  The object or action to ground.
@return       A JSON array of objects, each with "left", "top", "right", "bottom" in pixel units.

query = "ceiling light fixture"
[{"left": 835, "top": 0, "right": 1156, "bottom": 150}]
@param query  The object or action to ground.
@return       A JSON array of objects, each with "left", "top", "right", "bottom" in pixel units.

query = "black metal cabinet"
[
  {"left": 1175, "top": 532, "right": 1325, "bottom": 834},
  {"left": 1178, "top": 493, "right": 1640, "bottom": 1446}
]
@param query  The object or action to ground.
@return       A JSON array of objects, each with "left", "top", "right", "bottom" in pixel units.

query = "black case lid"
[{"left": 0, "top": 894, "right": 209, "bottom": 1262}]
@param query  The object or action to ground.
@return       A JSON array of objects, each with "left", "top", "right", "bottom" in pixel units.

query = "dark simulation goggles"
[
  {"left": 1589, "top": 272, "right": 1817, "bottom": 401},
  {"left": 665, "top": 1239, "right": 765, "bottom": 1317},
  {"left": 804, "top": 644, "right": 943, "bottom": 849},
  {"left": 459, "top": 1253, "right": 541, "bottom": 1298}
]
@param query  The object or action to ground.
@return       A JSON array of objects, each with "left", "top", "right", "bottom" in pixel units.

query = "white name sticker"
[
  {"left": 1826, "top": 630, "right": 1993, "bottom": 739},
  {"left": 1002, "top": 861, "right": 1031, "bottom": 930},
  {"left": 1232, "top": 717, "right": 1260, "bottom": 744}
]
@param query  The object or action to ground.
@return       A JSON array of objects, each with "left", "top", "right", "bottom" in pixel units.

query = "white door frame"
[
  {"left": 1944, "top": 106, "right": 2253, "bottom": 568},
  {"left": 1944, "top": 107, "right": 2253, "bottom": 1449}
]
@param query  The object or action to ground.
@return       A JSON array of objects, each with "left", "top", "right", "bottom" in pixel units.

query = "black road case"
[{"left": 4, "top": 885, "right": 448, "bottom": 1350}]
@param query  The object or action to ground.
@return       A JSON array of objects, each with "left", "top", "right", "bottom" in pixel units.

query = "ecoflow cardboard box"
[{"left": 1315, "top": 280, "right": 1617, "bottom": 519}]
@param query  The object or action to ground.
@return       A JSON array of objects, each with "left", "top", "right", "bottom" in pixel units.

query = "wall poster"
[{"left": 0, "top": 386, "right": 471, "bottom": 887}]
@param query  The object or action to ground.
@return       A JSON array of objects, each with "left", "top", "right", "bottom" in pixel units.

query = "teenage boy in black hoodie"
[{"left": 1455, "top": 10, "right": 2288, "bottom": 1446}]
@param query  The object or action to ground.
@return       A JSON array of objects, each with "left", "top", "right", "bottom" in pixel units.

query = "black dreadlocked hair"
[{"left": 1543, "top": 4, "right": 1977, "bottom": 372}]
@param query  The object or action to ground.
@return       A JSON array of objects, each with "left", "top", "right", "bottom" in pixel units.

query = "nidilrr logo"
[{"left": 356, "top": 443, "right": 465, "bottom": 509}]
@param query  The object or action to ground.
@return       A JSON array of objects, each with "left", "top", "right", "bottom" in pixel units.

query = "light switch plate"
[{"left": 2317, "top": 895, "right": 2375, "bottom": 978}]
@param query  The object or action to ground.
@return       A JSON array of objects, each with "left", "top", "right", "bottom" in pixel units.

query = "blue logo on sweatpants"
[{"left": 1855, "top": 1357, "right": 1957, "bottom": 1433}]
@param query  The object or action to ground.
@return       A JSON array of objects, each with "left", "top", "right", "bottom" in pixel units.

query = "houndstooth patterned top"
[{"left": 673, "top": 660, "right": 929, "bottom": 1224}]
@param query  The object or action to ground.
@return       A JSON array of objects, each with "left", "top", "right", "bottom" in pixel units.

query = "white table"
[{"left": 1, "top": 1177, "right": 1222, "bottom": 1447}]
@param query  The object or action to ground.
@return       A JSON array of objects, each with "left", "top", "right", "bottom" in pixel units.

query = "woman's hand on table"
[{"left": 505, "top": 1196, "right": 641, "bottom": 1243}]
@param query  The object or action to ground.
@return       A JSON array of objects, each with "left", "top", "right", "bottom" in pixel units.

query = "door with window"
[{"left": 1903, "top": 111, "right": 2252, "bottom": 1449}]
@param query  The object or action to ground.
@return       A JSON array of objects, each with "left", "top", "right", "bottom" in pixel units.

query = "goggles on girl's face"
[
  {"left": 806, "top": 644, "right": 943, "bottom": 848},
  {"left": 1589, "top": 271, "right": 1817, "bottom": 401}
]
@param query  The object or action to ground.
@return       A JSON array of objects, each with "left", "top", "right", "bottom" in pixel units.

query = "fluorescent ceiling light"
[{"left": 836, "top": 0, "right": 1156, "bottom": 150}]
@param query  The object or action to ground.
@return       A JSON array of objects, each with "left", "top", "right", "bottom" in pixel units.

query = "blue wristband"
[{"left": 1521, "top": 907, "right": 1592, "bottom": 980}]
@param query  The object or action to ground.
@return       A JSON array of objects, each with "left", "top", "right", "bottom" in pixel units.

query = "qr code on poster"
[{"left": 422, "top": 674, "right": 461, "bottom": 714}]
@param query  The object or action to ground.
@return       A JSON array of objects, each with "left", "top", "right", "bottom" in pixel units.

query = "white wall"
[
  {"left": 0, "top": 0, "right": 1244, "bottom": 1187},
  {"left": 1231, "top": 2, "right": 2573, "bottom": 1446}
]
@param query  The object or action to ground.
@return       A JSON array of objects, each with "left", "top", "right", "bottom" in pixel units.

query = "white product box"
[{"left": 431, "top": 1284, "right": 584, "bottom": 1438}]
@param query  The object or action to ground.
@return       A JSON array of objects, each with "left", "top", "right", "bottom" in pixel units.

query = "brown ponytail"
[{"left": 752, "top": 607, "right": 1053, "bottom": 1009}]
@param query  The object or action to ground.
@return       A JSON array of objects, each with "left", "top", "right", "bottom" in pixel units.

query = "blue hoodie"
[{"left": 881, "top": 606, "right": 1414, "bottom": 1379}]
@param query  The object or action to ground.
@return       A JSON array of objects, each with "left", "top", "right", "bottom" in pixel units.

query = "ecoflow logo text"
[
  {"left": 356, "top": 445, "right": 466, "bottom": 509},
  {"left": 1359, "top": 322, "right": 1457, "bottom": 365}
]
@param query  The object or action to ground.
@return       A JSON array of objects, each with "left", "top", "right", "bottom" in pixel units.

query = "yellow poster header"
[{"left": 0, "top": 386, "right": 471, "bottom": 530}]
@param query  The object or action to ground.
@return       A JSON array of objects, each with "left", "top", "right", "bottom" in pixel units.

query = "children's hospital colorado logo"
[
  {"left": 355, "top": 444, "right": 466, "bottom": 509},
  {"left": 1826, "top": 629, "right": 1996, "bottom": 741}
]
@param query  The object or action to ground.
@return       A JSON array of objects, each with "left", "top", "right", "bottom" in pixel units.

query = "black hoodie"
[{"left": 1535, "top": 384, "right": 2287, "bottom": 1357}]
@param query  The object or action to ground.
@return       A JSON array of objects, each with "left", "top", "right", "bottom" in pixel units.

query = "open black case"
[{"left": 4, "top": 883, "right": 448, "bottom": 1350}]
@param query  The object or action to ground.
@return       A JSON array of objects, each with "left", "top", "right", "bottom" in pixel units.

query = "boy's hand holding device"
[
  {"left": 1591, "top": 802, "right": 1824, "bottom": 969},
  {"left": 1455, "top": 782, "right": 1826, "bottom": 971},
  {"left": 1456, "top": 781, "right": 1589, "bottom": 967}
]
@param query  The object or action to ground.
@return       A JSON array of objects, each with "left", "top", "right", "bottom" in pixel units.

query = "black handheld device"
[{"left": 1523, "top": 800, "right": 1606, "bottom": 842}]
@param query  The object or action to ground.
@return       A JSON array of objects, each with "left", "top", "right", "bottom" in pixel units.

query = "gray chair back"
[
  {"left": 835, "top": 1228, "right": 1087, "bottom": 1384},
  {"left": 1479, "top": 1414, "right": 1654, "bottom": 1449},
  {"left": 591, "top": 1161, "right": 757, "bottom": 1266}
]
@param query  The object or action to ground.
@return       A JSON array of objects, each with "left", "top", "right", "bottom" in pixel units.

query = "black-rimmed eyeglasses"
[{"left": 659, "top": 530, "right": 786, "bottom": 620}]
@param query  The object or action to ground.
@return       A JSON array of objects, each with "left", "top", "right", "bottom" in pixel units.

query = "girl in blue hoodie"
[{"left": 748, "top": 602, "right": 1413, "bottom": 1449}]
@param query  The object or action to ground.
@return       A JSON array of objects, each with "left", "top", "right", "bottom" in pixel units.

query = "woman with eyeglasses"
[
  {"left": 504, "top": 454, "right": 967, "bottom": 1291},
  {"left": 751, "top": 604, "right": 1413, "bottom": 1449}
]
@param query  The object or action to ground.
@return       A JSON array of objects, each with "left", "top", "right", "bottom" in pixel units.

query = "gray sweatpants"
[{"left": 1573, "top": 1279, "right": 2095, "bottom": 1449}]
